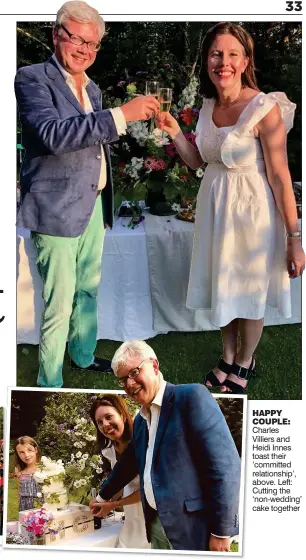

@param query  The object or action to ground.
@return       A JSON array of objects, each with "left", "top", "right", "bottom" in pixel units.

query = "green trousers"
[
  {"left": 150, "top": 515, "right": 173, "bottom": 550},
  {"left": 31, "top": 196, "right": 105, "bottom": 387}
]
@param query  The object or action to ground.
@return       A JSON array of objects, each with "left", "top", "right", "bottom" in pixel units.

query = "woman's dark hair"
[
  {"left": 199, "top": 22, "right": 259, "bottom": 98},
  {"left": 90, "top": 394, "right": 134, "bottom": 450},
  {"left": 14, "top": 436, "right": 41, "bottom": 472}
]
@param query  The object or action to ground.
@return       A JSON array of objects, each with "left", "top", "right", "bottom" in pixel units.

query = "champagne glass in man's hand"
[
  {"left": 120, "top": 94, "right": 160, "bottom": 122},
  {"left": 145, "top": 81, "right": 160, "bottom": 132}
]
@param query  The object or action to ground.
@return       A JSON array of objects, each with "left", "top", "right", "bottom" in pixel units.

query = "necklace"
[{"left": 218, "top": 90, "right": 242, "bottom": 110}]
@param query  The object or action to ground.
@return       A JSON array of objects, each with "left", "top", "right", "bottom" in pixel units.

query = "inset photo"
[{"left": 4, "top": 385, "right": 246, "bottom": 553}]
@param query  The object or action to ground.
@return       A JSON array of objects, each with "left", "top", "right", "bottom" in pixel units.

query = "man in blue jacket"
[
  {"left": 90, "top": 340, "right": 241, "bottom": 551},
  {"left": 15, "top": 1, "right": 159, "bottom": 388}
]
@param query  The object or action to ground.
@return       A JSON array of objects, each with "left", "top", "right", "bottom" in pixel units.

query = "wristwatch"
[{"left": 286, "top": 231, "right": 301, "bottom": 238}]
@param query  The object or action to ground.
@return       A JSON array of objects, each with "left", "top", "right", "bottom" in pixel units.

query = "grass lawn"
[
  {"left": 7, "top": 477, "right": 18, "bottom": 522},
  {"left": 17, "top": 323, "right": 301, "bottom": 399}
]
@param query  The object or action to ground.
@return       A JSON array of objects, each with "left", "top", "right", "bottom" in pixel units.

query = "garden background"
[
  {"left": 16, "top": 22, "right": 302, "bottom": 399},
  {"left": 7, "top": 391, "right": 243, "bottom": 522}
]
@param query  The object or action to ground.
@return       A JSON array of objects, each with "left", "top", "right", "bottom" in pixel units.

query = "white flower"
[
  {"left": 124, "top": 157, "right": 144, "bottom": 180},
  {"left": 66, "top": 430, "right": 71, "bottom": 435},
  {"left": 74, "top": 431, "right": 82, "bottom": 436},
  {"left": 70, "top": 453, "right": 75, "bottom": 461},
  {"left": 85, "top": 434, "right": 96, "bottom": 442},
  {"left": 76, "top": 451, "right": 82, "bottom": 459},
  {"left": 33, "top": 471, "right": 46, "bottom": 484},
  {"left": 96, "top": 467, "right": 103, "bottom": 474},
  {"left": 82, "top": 454, "right": 89, "bottom": 460},
  {"left": 127, "top": 121, "right": 149, "bottom": 146},
  {"left": 178, "top": 76, "right": 199, "bottom": 109},
  {"left": 80, "top": 479, "right": 87, "bottom": 486},
  {"left": 153, "top": 137, "right": 170, "bottom": 146},
  {"left": 36, "top": 492, "right": 42, "bottom": 498},
  {"left": 171, "top": 203, "right": 181, "bottom": 212},
  {"left": 196, "top": 168, "right": 204, "bottom": 178},
  {"left": 73, "top": 442, "right": 83, "bottom": 448},
  {"left": 122, "top": 142, "right": 130, "bottom": 151},
  {"left": 73, "top": 480, "right": 81, "bottom": 488}
]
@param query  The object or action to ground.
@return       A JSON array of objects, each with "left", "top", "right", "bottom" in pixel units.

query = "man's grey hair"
[
  {"left": 56, "top": 1, "right": 105, "bottom": 39},
  {"left": 111, "top": 340, "right": 158, "bottom": 376}
]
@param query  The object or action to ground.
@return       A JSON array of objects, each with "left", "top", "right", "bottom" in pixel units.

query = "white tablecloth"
[
  {"left": 17, "top": 218, "right": 158, "bottom": 344},
  {"left": 7, "top": 513, "right": 122, "bottom": 549},
  {"left": 144, "top": 213, "right": 302, "bottom": 331},
  {"left": 17, "top": 215, "right": 301, "bottom": 345}
]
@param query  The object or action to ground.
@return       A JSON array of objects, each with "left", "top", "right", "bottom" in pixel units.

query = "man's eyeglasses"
[
  {"left": 117, "top": 358, "right": 150, "bottom": 388},
  {"left": 59, "top": 24, "right": 101, "bottom": 52}
]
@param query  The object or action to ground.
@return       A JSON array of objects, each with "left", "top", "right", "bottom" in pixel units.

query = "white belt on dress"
[{"left": 206, "top": 161, "right": 266, "bottom": 174}]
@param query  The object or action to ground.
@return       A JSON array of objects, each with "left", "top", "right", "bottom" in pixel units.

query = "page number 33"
[{"left": 285, "top": 1, "right": 302, "bottom": 10}]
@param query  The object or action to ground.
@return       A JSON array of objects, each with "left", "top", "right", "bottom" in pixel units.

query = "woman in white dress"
[
  {"left": 89, "top": 394, "right": 150, "bottom": 549},
  {"left": 157, "top": 22, "right": 304, "bottom": 393}
]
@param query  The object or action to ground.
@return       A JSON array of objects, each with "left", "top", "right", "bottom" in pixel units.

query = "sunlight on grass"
[{"left": 17, "top": 324, "right": 301, "bottom": 399}]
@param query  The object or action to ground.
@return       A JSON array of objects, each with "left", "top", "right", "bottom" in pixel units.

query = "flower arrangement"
[
  {"left": 110, "top": 77, "right": 204, "bottom": 214},
  {"left": 22, "top": 507, "right": 54, "bottom": 536}
]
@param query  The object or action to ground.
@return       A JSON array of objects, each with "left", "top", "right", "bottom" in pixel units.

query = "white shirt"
[
  {"left": 52, "top": 54, "right": 126, "bottom": 191},
  {"left": 140, "top": 374, "right": 167, "bottom": 510}
]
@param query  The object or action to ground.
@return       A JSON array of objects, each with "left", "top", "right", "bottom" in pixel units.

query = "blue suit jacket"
[
  {"left": 100, "top": 383, "right": 241, "bottom": 551},
  {"left": 15, "top": 57, "right": 119, "bottom": 236}
]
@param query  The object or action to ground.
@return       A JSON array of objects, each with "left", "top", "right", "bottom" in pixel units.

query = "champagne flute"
[
  {"left": 145, "top": 81, "right": 160, "bottom": 133},
  {"left": 159, "top": 88, "right": 172, "bottom": 138}
]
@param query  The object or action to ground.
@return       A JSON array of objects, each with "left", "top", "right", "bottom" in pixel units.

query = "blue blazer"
[
  {"left": 15, "top": 57, "right": 119, "bottom": 237},
  {"left": 100, "top": 383, "right": 241, "bottom": 551}
]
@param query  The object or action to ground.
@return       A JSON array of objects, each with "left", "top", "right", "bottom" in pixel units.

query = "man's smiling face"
[
  {"left": 53, "top": 18, "right": 100, "bottom": 78},
  {"left": 116, "top": 357, "right": 160, "bottom": 409}
]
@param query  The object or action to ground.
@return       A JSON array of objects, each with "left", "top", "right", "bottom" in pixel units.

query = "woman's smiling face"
[
  {"left": 207, "top": 33, "right": 249, "bottom": 92},
  {"left": 95, "top": 405, "right": 125, "bottom": 442}
]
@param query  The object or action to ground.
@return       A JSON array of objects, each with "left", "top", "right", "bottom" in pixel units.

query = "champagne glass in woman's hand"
[
  {"left": 158, "top": 88, "right": 173, "bottom": 138},
  {"left": 157, "top": 109, "right": 181, "bottom": 140},
  {"left": 145, "top": 81, "right": 159, "bottom": 132}
]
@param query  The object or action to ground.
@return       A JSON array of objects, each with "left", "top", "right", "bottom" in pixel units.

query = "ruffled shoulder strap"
[
  {"left": 235, "top": 91, "right": 296, "bottom": 134},
  {"left": 221, "top": 92, "right": 296, "bottom": 168}
]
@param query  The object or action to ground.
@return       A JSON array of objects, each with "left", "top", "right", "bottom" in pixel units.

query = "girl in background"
[{"left": 14, "top": 436, "right": 42, "bottom": 511}]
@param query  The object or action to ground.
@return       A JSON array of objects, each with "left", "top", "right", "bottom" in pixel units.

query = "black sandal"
[
  {"left": 221, "top": 357, "right": 256, "bottom": 394},
  {"left": 205, "top": 356, "right": 233, "bottom": 388}
]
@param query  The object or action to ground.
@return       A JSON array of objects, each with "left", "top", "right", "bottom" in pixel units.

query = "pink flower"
[
  {"left": 165, "top": 143, "right": 177, "bottom": 158},
  {"left": 184, "top": 133, "right": 196, "bottom": 145},
  {"left": 144, "top": 157, "right": 166, "bottom": 171}
]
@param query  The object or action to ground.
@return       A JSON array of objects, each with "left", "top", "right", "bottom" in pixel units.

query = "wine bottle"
[{"left": 91, "top": 488, "right": 102, "bottom": 530}]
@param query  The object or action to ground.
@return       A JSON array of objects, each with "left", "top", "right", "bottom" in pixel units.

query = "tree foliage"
[{"left": 216, "top": 398, "right": 244, "bottom": 456}]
